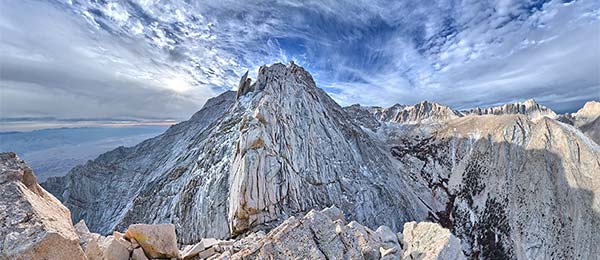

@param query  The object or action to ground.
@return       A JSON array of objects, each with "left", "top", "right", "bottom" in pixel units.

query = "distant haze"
[{"left": 0, "top": 126, "right": 169, "bottom": 181}]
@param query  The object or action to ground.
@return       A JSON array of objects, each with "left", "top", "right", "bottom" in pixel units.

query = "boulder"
[
  {"left": 125, "top": 223, "right": 179, "bottom": 258},
  {"left": 0, "top": 152, "right": 86, "bottom": 260},
  {"left": 180, "top": 238, "right": 235, "bottom": 260},
  {"left": 99, "top": 235, "right": 131, "bottom": 260},
  {"left": 227, "top": 207, "right": 387, "bottom": 259},
  {"left": 180, "top": 241, "right": 206, "bottom": 260},
  {"left": 73, "top": 220, "right": 104, "bottom": 259},
  {"left": 132, "top": 247, "right": 149, "bottom": 260},
  {"left": 73, "top": 219, "right": 133, "bottom": 260},
  {"left": 376, "top": 225, "right": 402, "bottom": 259},
  {"left": 401, "top": 221, "right": 466, "bottom": 260},
  {"left": 214, "top": 208, "right": 468, "bottom": 260}
]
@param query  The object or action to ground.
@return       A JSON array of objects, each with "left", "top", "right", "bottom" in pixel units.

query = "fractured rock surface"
[
  {"left": 0, "top": 152, "right": 86, "bottom": 260},
  {"left": 125, "top": 223, "right": 179, "bottom": 258},
  {"left": 206, "top": 206, "right": 463, "bottom": 260},
  {"left": 401, "top": 221, "right": 465, "bottom": 260}
]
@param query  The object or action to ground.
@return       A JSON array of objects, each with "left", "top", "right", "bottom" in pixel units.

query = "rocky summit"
[
  {"left": 44, "top": 62, "right": 428, "bottom": 244},
  {"left": 2, "top": 62, "right": 599, "bottom": 259}
]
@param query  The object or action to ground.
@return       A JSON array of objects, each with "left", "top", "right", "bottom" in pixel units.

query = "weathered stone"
[
  {"left": 82, "top": 235, "right": 104, "bottom": 260},
  {"left": 131, "top": 237, "right": 140, "bottom": 249},
  {"left": 228, "top": 207, "right": 388, "bottom": 259},
  {"left": 132, "top": 247, "right": 149, "bottom": 260},
  {"left": 72, "top": 219, "right": 106, "bottom": 259},
  {"left": 125, "top": 223, "right": 179, "bottom": 258},
  {"left": 180, "top": 241, "right": 205, "bottom": 260},
  {"left": 72, "top": 219, "right": 131, "bottom": 260},
  {"left": 321, "top": 205, "right": 345, "bottom": 223},
  {"left": 376, "top": 225, "right": 402, "bottom": 259},
  {"left": 99, "top": 235, "right": 131, "bottom": 260},
  {"left": 401, "top": 222, "right": 465, "bottom": 260},
  {"left": 195, "top": 247, "right": 218, "bottom": 259},
  {"left": 113, "top": 230, "right": 126, "bottom": 240},
  {"left": 74, "top": 219, "right": 90, "bottom": 234},
  {"left": 236, "top": 70, "right": 253, "bottom": 98},
  {"left": 0, "top": 152, "right": 86, "bottom": 260}
]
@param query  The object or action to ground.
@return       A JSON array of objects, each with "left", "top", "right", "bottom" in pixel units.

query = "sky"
[{"left": 1, "top": 0, "right": 599, "bottom": 131}]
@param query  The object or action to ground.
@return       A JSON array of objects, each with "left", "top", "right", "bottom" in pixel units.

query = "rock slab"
[
  {"left": 125, "top": 223, "right": 179, "bottom": 258},
  {"left": 0, "top": 152, "right": 86, "bottom": 260}
]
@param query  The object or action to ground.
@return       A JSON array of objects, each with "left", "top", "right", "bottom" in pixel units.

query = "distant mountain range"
[{"left": 42, "top": 63, "right": 599, "bottom": 259}]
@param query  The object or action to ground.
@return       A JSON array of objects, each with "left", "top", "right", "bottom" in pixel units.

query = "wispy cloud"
[{"left": 1, "top": 0, "right": 598, "bottom": 130}]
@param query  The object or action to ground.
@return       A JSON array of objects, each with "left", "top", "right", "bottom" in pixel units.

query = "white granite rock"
[
  {"left": 401, "top": 222, "right": 465, "bottom": 260},
  {"left": 125, "top": 223, "right": 179, "bottom": 258},
  {"left": 0, "top": 152, "right": 86, "bottom": 260}
]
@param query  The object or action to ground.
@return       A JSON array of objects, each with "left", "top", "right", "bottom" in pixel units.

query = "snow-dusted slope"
[
  {"left": 464, "top": 99, "right": 557, "bottom": 119},
  {"left": 44, "top": 63, "right": 428, "bottom": 244}
]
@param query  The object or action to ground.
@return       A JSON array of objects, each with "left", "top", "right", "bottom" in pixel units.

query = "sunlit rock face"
[
  {"left": 0, "top": 152, "right": 86, "bottom": 260},
  {"left": 558, "top": 101, "right": 600, "bottom": 144},
  {"left": 45, "top": 62, "right": 428, "bottom": 244}
]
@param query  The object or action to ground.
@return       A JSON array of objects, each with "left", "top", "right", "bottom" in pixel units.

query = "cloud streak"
[{"left": 1, "top": 0, "right": 598, "bottom": 131}]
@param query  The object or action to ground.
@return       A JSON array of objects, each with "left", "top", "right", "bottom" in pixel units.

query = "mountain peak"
[
  {"left": 522, "top": 98, "right": 538, "bottom": 106},
  {"left": 237, "top": 62, "right": 317, "bottom": 100},
  {"left": 575, "top": 100, "right": 600, "bottom": 119},
  {"left": 466, "top": 98, "right": 556, "bottom": 119}
]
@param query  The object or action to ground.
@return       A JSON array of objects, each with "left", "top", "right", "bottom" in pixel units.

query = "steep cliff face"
[
  {"left": 227, "top": 63, "right": 427, "bottom": 236},
  {"left": 465, "top": 99, "right": 557, "bottom": 119},
  {"left": 44, "top": 90, "right": 239, "bottom": 243},
  {"left": 44, "top": 63, "right": 427, "bottom": 244},
  {"left": 383, "top": 115, "right": 600, "bottom": 259}
]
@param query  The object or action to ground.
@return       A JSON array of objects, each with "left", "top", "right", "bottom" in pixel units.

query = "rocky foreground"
[{"left": 1, "top": 152, "right": 464, "bottom": 259}]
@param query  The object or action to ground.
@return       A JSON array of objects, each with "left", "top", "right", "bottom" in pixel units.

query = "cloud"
[
  {"left": 0, "top": 0, "right": 216, "bottom": 123},
  {"left": 1, "top": 0, "right": 598, "bottom": 131}
]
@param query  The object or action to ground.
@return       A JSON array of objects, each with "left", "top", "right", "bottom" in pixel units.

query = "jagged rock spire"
[{"left": 236, "top": 70, "right": 253, "bottom": 99}]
